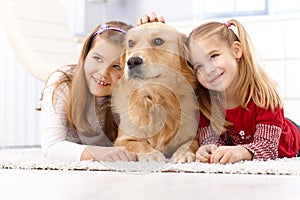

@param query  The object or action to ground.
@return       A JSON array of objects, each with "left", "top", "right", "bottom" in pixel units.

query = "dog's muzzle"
[{"left": 127, "top": 56, "right": 143, "bottom": 79}]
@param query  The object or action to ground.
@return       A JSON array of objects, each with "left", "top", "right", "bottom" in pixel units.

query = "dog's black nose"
[{"left": 127, "top": 57, "right": 143, "bottom": 69}]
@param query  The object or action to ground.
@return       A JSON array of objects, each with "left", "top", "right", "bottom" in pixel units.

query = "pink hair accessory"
[
  {"left": 92, "top": 23, "right": 127, "bottom": 37},
  {"left": 225, "top": 21, "right": 239, "bottom": 38},
  {"left": 224, "top": 21, "right": 231, "bottom": 28}
]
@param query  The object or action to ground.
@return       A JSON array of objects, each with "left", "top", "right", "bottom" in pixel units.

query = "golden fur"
[{"left": 112, "top": 22, "right": 199, "bottom": 162}]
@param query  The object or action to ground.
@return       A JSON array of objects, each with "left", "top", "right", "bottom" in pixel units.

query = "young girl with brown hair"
[{"left": 40, "top": 21, "right": 138, "bottom": 162}]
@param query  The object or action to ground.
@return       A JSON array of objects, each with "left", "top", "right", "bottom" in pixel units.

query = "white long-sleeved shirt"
[{"left": 40, "top": 67, "right": 87, "bottom": 161}]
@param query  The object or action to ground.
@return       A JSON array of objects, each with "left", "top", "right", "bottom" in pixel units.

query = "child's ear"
[{"left": 232, "top": 41, "right": 242, "bottom": 59}]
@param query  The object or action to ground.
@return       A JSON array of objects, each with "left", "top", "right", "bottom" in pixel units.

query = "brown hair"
[{"left": 42, "top": 21, "right": 133, "bottom": 142}]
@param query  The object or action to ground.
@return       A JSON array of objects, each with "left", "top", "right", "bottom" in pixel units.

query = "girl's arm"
[
  {"left": 198, "top": 126, "right": 225, "bottom": 146},
  {"left": 207, "top": 124, "right": 281, "bottom": 163},
  {"left": 40, "top": 69, "right": 137, "bottom": 162},
  {"left": 241, "top": 105, "right": 283, "bottom": 160},
  {"left": 81, "top": 146, "right": 136, "bottom": 162},
  {"left": 40, "top": 69, "right": 87, "bottom": 161},
  {"left": 242, "top": 124, "right": 281, "bottom": 160}
]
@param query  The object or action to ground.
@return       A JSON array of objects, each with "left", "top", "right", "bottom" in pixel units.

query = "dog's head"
[{"left": 121, "top": 22, "right": 196, "bottom": 88}]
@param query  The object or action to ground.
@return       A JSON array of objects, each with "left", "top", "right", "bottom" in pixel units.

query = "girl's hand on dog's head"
[{"left": 136, "top": 12, "right": 165, "bottom": 26}]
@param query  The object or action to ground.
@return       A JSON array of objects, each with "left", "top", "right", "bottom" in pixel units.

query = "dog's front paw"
[
  {"left": 171, "top": 150, "right": 195, "bottom": 163},
  {"left": 138, "top": 150, "right": 166, "bottom": 162}
]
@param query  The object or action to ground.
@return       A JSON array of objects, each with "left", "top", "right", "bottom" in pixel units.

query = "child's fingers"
[
  {"left": 136, "top": 12, "right": 165, "bottom": 26},
  {"left": 149, "top": 12, "right": 158, "bottom": 22},
  {"left": 158, "top": 16, "right": 165, "bottom": 23},
  {"left": 219, "top": 152, "right": 231, "bottom": 164},
  {"left": 141, "top": 15, "right": 150, "bottom": 24},
  {"left": 118, "top": 146, "right": 137, "bottom": 161},
  {"left": 136, "top": 14, "right": 150, "bottom": 25},
  {"left": 210, "top": 147, "right": 226, "bottom": 164},
  {"left": 136, "top": 18, "right": 142, "bottom": 26},
  {"left": 196, "top": 146, "right": 211, "bottom": 163},
  {"left": 196, "top": 154, "right": 210, "bottom": 163},
  {"left": 211, "top": 144, "right": 218, "bottom": 152},
  {"left": 123, "top": 150, "right": 137, "bottom": 162}
]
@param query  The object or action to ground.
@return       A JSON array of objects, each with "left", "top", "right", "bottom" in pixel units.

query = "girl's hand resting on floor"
[
  {"left": 136, "top": 11, "right": 165, "bottom": 25},
  {"left": 196, "top": 145, "right": 253, "bottom": 164},
  {"left": 81, "top": 146, "right": 137, "bottom": 162},
  {"left": 196, "top": 144, "right": 216, "bottom": 163}
]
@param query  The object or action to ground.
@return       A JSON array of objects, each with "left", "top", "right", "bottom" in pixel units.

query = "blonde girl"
[{"left": 187, "top": 19, "right": 300, "bottom": 164}]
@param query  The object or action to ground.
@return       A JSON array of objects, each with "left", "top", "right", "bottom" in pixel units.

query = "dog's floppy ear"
[
  {"left": 178, "top": 32, "right": 197, "bottom": 88},
  {"left": 179, "top": 32, "right": 194, "bottom": 71},
  {"left": 179, "top": 33, "right": 189, "bottom": 62}
]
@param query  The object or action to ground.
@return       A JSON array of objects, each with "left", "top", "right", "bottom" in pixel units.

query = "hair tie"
[
  {"left": 92, "top": 23, "right": 127, "bottom": 37},
  {"left": 224, "top": 21, "right": 239, "bottom": 39},
  {"left": 224, "top": 21, "right": 231, "bottom": 28}
]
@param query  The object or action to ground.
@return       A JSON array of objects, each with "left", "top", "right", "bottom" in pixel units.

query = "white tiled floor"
[{"left": 1, "top": 169, "right": 299, "bottom": 200}]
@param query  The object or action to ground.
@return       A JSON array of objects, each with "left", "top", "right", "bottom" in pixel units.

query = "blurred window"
[{"left": 202, "top": 0, "right": 268, "bottom": 18}]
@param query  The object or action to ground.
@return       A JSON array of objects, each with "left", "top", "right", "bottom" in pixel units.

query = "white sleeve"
[{"left": 40, "top": 70, "right": 87, "bottom": 161}]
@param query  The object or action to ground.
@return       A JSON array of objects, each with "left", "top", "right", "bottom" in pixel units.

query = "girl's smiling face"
[
  {"left": 84, "top": 38, "right": 123, "bottom": 97},
  {"left": 189, "top": 37, "right": 242, "bottom": 95}
]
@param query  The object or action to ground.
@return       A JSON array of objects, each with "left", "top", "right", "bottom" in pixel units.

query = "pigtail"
[
  {"left": 227, "top": 19, "right": 282, "bottom": 110},
  {"left": 227, "top": 19, "right": 256, "bottom": 107}
]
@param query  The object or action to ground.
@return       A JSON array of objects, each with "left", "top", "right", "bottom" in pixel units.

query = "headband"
[{"left": 92, "top": 23, "right": 127, "bottom": 37}]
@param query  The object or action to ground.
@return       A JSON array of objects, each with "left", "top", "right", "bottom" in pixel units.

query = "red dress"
[{"left": 198, "top": 100, "right": 300, "bottom": 160}]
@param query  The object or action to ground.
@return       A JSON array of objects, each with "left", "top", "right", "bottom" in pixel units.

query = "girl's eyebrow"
[
  {"left": 207, "top": 49, "right": 218, "bottom": 55},
  {"left": 110, "top": 60, "right": 120, "bottom": 65},
  {"left": 91, "top": 52, "right": 103, "bottom": 57}
]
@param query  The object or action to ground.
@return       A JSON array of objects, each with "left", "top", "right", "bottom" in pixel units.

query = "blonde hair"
[
  {"left": 187, "top": 19, "right": 282, "bottom": 134},
  {"left": 43, "top": 21, "right": 133, "bottom": 142}
]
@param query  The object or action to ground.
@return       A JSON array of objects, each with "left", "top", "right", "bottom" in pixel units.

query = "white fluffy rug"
[{"left": 0, "top": 148, "right": 300, "bottom": 175}]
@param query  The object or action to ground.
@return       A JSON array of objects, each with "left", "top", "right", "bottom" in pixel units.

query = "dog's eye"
[
  {"left": 128, "top": 39, "right": 135, "bottom": 47},
  {"left": 153, "top": 38, "right": 164, "bottom": 46}
]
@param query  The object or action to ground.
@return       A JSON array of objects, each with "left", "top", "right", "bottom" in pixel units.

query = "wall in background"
[
  {"left": 63, "top": 0, "right": 300, "bottom": 37},
  {"left": 0, "top": 25, "right": 43, "bottom": 147},
  {"left": 0, "top": 0, "right": 79, "bottom": 148}
]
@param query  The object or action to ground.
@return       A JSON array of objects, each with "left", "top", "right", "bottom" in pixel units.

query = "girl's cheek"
[
  {"left": 113, "top": 71, "right": 122, "bottom": 79},
  {"left": 83, "top": 60, "right": 94, "bottom": 74},
  {"left": 197, "top": 73, "right": 206, "bottom": 85}
]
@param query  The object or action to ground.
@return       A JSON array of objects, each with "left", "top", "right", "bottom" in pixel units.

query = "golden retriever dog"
[{"left": 112, "top": 22, "right": 199, "bottom": 163}]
